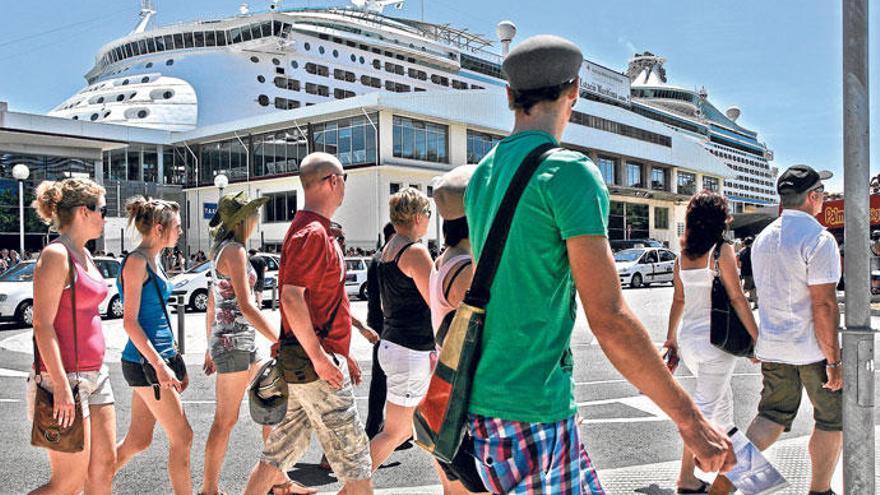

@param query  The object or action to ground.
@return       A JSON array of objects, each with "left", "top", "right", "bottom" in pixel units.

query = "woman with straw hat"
[{"left": 199, "top": 192, "right": 307, "bottom": 495}]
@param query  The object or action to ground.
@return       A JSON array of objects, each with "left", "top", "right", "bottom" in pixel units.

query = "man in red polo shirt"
[{"left": 244, "top": 152, "right": 373, "bottom": 495}]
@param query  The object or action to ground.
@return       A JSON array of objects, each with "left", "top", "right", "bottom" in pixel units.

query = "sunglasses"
[
  {"left": 85, "top": 204, "right": 108, "bottom": 218},
  {"left": 322, "top": 173, "right": 348, "bottom": 183}
]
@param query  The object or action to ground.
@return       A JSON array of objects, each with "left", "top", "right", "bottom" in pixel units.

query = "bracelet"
[{"left": 826, "top": 360, "right": 842, "bottom": 369}]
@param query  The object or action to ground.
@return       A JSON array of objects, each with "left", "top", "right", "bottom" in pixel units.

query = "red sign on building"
[{"left": 816, "top": 194, "right": 880, "bottom": 230}]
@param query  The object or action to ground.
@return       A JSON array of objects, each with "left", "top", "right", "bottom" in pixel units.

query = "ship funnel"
[{"left": 496, "top": 21, "right": 517, "bottom": 57}]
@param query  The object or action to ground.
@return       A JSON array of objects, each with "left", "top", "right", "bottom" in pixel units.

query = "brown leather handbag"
[{"left": 31, "top": 248, "right": 85, "bottom": 453}]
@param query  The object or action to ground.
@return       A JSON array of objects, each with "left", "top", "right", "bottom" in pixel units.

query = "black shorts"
[
  {"left": 437, "top": 434, "right": 487, "bottom": 492},
  {"left": 122, "top": 354, "right": 187, "bottom": 387}
]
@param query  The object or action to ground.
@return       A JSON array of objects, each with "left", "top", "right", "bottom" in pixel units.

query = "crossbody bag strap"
[
  {"left": 149, "top": 264, "right": 176, "bottom": 350},
  {"left": 464, "top": 142, "right": 560, "bottom": 307},
  {"left": 67, "top": 249, "right": 79, "bottom": 381},
  {"left": 712, "top": 243, "right": 722, "bottom": 278}
]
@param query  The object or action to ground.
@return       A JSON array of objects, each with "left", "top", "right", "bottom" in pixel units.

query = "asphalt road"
[{"left": 0, "top": 285, "right": 877, "bottom": 494}]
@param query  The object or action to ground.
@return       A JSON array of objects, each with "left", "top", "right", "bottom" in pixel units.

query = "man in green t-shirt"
[{"left": 462, "top": 35, "right": 734, "bottom": 493}]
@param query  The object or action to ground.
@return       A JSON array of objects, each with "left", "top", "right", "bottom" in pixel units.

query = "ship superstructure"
[{"left": 49, "top": 1, "right": 504, "bottom": 131}]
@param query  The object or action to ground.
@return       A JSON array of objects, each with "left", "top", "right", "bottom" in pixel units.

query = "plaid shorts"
[{"left": 468, "top": 414, "right": 604, "bottom": 495}]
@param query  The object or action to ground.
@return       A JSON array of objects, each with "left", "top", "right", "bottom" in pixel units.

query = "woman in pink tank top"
[
  {"left": 428, "top": 165, "right": 486, "bottom": 495},
  {"left": 29, "top": 178, "right": 116, "bottom": 495}
]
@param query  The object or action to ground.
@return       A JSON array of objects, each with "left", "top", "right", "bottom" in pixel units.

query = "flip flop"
[
  {"left": 677, "top": 481, "right": 710, "bottom": 494},
  {"left": 272, "top": 480, "right": 317, "bottom": 495}
]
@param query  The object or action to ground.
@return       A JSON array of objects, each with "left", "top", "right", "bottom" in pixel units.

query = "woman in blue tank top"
[{"left": 114, "top": 197, "right": 194, "bottom": 495}]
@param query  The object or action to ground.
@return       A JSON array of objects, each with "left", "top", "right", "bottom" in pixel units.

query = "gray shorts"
[
  {"left": 26, "top": 364, "right": 115, "bottom": 420},
  {"left": 211, "top": 332, "right": 259, "bottom": 374},
  {"left": 261, "top": 354, "right": 372, "bottom": 482}
]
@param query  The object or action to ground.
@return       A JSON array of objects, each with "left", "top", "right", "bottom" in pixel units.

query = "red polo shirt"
[{"left": 277, "top": 210, "right": 351, "bottom": 357}]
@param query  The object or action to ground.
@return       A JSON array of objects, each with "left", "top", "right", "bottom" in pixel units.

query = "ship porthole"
[
  {"left": 250, "top": 56, "right": 260, "bottom": 63},
  {"left": 257, "top": 95, "right": 270, "bottom": 106},
  {"left": 257, "top": 75, "right": 265, "bottom": 83},
  {"left": 137, "top": 110, "right": 148, "bottom": 119}
]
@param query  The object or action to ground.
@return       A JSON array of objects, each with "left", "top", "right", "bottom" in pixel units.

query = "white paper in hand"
[{"left": 724, "top": 428, "right": 789, "bottom": 495}]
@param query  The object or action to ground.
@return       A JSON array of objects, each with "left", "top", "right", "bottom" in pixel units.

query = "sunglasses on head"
[
  {"left": 85, "top": 204, "right": 108, "bottom": 218},
  {"left": 322, "top": 173, "right": 347, "bottom": 183}
]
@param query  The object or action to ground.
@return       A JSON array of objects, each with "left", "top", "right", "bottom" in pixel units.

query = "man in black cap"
[
  {"left": 462, "top": 35, "right": 733, "bottom": 494},
  {"left": 727, "top": 164, "right": 842, "bottom": 495}
]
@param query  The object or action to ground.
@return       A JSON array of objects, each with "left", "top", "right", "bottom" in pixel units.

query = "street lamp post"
[
  {"left": 12, "top": 164, "right": 30, "bottom": 256},
  {"left": 214, "top": 173, "right": 229, "bottom": 197}
]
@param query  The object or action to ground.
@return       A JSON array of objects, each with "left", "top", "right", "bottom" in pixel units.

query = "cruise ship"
[
  {"left": 626, "top": 52, "right": 777, "bottom": 212},
  {"left": 48, "top": 0, "right": 507, "bottom": 131}
]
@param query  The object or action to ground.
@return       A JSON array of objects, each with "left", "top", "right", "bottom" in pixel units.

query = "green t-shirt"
[{"left": 463, "top": 130, "right": 609, "bottom": 423}]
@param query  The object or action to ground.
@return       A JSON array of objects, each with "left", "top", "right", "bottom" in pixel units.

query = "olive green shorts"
[{"left": 757, "top": 361, "right": 842, "bottom": 432}]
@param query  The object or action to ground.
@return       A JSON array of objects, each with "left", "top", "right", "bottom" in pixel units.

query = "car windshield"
[
  {"left": 614, "top": 249, "right": 644, "bottom": 262},
  {"left": 185, "top": 262, "right": 212, "bottom": 274},
  {"left": 345, "top": 259, "right": 364, "bottom": 271},
  {"left": 0, "top": 262, "right": 35, "bottom": 282}
]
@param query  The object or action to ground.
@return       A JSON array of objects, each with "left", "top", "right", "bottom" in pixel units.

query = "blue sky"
[{"left": 0, "top": 0, "right": 877, "bottom": 192}]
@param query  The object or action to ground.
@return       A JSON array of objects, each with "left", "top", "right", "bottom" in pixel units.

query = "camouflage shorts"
[{"left": 260, "top": 353, "right": 372, "bottom": 482}]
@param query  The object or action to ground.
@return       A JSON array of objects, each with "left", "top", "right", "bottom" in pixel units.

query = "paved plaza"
[{"left": 1, "top": 286, "right": 877, "bottom": 493}]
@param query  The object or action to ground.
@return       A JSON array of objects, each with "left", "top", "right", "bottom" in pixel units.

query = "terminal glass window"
[
  {"left": 312, "top": 114, "right": 377, "bottom": 166},
  {"left": 703, "top": 176, "right": 719, "bottom": 192},
  {"left": 651, "top": 167, "right": 668, "bottom": 191},
  {"left": 655, "top": 207, "right": 669, "bottom": 229},
  {"left": 263, "top": 191, "right": 297, "bottom": 223},
  {"left": 597, "top": 156, "right": 616, "bottom": 185},
  {"left": 254, "top": 128, "right": 307, "bottom": 177},
  {"left": 392, "top": 116, "right": 448, "bottom": 163},
  {"left": 608, "top": 201, "right": 649, "bottom": 240},
  {"left": 678, "top": 171, "right": 697, "bottom": 195},
  {"left": 626, "top": 162, "right": 644, "bottom": 188},
  {"left": 466, "top": 130, "right": 502, "bottom": 163}
]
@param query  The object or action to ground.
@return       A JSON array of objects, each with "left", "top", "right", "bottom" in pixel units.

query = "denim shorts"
[{"left": 210, "top": 332, "right": 258, "bottom": 374}]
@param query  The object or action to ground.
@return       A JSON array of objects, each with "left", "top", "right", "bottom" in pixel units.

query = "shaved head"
[{"left": 300, "top": 152, "right": 343, "bottom": 189}]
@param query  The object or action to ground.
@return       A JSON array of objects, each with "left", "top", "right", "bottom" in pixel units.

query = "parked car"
[
  {"left": 609, "top": 238, "right": 664, "bottom": 252},
  {"left": 615, "top": 247, "right": 677, "bottom": 288},
  {"left": 169, "top": 253, "right": 280, "bottom": 312},
  {"left": 0, "top": 257, "right": 124, "bottom": 327},
  {"left": 345, "top": 257, "right": 370, "bottom": 300}
]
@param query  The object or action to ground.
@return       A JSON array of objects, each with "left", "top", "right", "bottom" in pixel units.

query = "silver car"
[{"left": 615, "top": 248, "right": 677, "bottom": 288}]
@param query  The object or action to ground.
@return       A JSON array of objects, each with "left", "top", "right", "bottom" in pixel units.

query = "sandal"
[
  {"left": 677, "top": 481, "right": 710, "bottom": 494},
  {"left": 272, "top": 480, "right": 317, "bottom": 495}
]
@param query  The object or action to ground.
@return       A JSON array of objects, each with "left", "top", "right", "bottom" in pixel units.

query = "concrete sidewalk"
[{"left": 321, "top": 429, "right": 870, "bottom": 494}]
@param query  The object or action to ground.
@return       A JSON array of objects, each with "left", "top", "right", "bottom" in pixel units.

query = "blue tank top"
[{"left": 118, "top": 253, "right": 176, "bottom": 363}]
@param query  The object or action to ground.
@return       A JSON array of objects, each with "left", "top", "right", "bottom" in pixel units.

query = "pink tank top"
[
  {"left": 428, "top": 254, "right": 473, "bottom": 333},
  {"left": 38, "top": 244, "right": 108, "bottom": 373}
]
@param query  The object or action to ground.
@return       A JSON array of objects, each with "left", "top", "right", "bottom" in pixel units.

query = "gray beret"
[
  {"left": 502, "top": 35, "right": 583, "bottom": 91},
  {"left": 433, "top": 165, "right": 476, "bottom": 221}
]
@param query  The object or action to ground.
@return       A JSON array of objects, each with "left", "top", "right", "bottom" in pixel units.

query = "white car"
[
  {"left": 615, "top": 247, "right": 677, "bottom": 288},
  {"left": 0, "top": 257, "right": 124, "bottom": 327},
  {"left": 170, "top": 253, "right": 280, "bottom": 312},
  {"left": 345, "top": 257, "right": 371, "bottom": 300}
]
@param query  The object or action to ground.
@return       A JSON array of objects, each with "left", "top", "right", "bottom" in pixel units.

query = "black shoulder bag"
[{"left": 709, "top": 243, "right": 755, "bottom": 357}]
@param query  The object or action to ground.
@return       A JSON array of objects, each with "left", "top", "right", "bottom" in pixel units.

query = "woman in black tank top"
[{"left": 370, "top": 187, "right": 436, "bottom": 472}]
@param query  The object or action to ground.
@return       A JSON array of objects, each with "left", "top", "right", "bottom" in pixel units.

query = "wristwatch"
[{"left": 826, "top": 360, "right": 842, "bottom": 369}]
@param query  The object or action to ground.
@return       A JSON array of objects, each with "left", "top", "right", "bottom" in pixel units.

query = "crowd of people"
[{"left": 23, "top": 34, "right": 843, "bottom": 495}]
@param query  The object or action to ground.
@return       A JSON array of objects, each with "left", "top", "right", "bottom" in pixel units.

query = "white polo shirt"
[{"left": 752, "top": 209, "right": 841, "bottom": 365}]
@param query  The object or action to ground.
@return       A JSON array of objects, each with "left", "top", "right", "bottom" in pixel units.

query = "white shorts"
[
  {"left": 377, "top": 340, "right": 434, "bottom": 407},
  {"left": 26, "top": 364, "right": 115, "bottom": 421}
]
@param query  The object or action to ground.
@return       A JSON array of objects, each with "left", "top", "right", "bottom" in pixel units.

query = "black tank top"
[{"left": 378, "top": 242, "right": 434, "bottom": 351}]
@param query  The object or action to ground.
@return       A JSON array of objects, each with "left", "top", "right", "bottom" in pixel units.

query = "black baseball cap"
[{"left": 776, "top": 165, "right": 833, "bottom": 194}]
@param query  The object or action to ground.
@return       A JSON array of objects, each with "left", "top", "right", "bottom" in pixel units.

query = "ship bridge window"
[
  {"left": 146, "top": 38, "right": 156, "bottom": 52},
  {"left": 250, "top": 23, "right": 262, "bottom": 40},
  {"left": 172, "top": 33, "right": 183, "bottom": 48},
  {"left": 261, "top": 22, "right": 272, "bottom": 37},
  {"left": 162, "top": 34, "right": 173, "bottom": 50},
  {"left": 273, "top": 21, "right": 282, "bottom": 36},
  {"left": 216, "top": 31, "right": 227, "bottom": 45},
  {"left": 241, "top": 25, "right": 253, "bottom": 42},
  {"left": 230, "top": 27, "right": 242, "bottom": 44},
  {"left": 124, "top": 44, "right": 133, "bottom": 58},
  {"left": 183, "top": 32, "right": 194, "bottom": 48},
  {"left": 205, "top": 31, "right": 216, "bottom": 47},
  {"left": 138, "top": 39, "right": 147, "bottom": 54}
]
